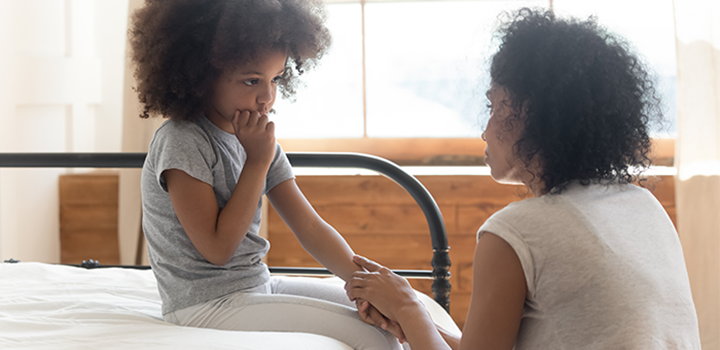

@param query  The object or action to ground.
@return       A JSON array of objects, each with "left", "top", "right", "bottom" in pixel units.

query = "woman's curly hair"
[
  {"left": 489, "top": 8, "right": 663, "bottom": 193},
  {"left": 129, "top": 0, "right": 331, "bottom": 121}
]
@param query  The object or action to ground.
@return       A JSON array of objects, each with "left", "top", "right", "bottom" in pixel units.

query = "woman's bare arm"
[{"left": 459, "top": 232, "right": 526, "bottom": 350}]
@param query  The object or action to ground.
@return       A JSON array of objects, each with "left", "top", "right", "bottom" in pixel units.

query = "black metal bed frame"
[{"left": 0, "top": 152, "right": 451, "bottom": 311}]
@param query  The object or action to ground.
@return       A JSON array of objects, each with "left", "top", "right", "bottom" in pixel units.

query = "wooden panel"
[
  {"left": 269, "top": 232, "right": 434, "bottom": 270},
  {"left": 58, "top": 174, "right": 120, "bottom": 204},
  {"left": 295, "top": 176, "right": 417, "bottom": 205},
  {"left": 269, "top": 203, "right": 457, "bottom": 236},
  {"left": 267, "top": 173, "right": 677, "bottom": 329},
  {"left": 456, "top": 204, "right": 509, "bottom": 235},
  {"left": 644, "top": 176, "right": 676, "bottom": 226},
  {"left": 418, "top": 175, "right": 529, "bottom": 206},
  {"left": 60, "top": 204, "right": 118, "bottom": 231},
  {"left": 294, "top": 175, "right": 526, "bottom": 206},
  {"left": 60, "top": 229, "right": 119, "bottom": 264},
  {"left": 59, "top": 173, "right": 120, "bottom": 264}
]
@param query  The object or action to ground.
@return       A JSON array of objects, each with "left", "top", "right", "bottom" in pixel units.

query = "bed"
[{"left": 0, "top": 152, "right": 457, "bottom": 349}]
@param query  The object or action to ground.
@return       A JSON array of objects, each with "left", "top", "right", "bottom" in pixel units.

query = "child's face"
[{"left": 206, "top": 49, "right": 287, "bottom": 132}]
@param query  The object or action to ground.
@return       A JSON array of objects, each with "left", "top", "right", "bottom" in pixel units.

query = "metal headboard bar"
[
  {"left": 58, "top": 261, "right": 436, "bottom": 279},
  {"left": 0, "top": 152, "right": 147, "bottom": 168},
  {"left": 0, "top": 152, "right": 451, "bottom": 311}
]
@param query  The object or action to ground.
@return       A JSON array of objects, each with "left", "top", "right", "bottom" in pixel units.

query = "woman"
[{"left": 346, "top": 8, "right": 701, "bottom": 350}]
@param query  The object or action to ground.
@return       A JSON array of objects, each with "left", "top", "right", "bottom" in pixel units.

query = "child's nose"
[{"left": 257, "top": 82, "right": 274, "bottom": 104}]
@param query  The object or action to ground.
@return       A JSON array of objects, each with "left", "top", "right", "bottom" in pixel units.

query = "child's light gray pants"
[{"left": 164, "top": 276, "right": 402, "bottom": 350}]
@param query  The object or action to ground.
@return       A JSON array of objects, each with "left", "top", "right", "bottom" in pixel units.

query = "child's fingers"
[
  {"left": 345, "top": 277, "right": 365, "bottom": 301},
  {"left": 231, "top": 110, "right": 239, "bottom": 125},
  {"left": 244, "top": 112, "right": 274, "bottom": 134},
  {"left": 234, "top": 110, "right": 251, "bottom": 127},
  {"left": 230, "top": 111, "right": 241, "bottom": 133},
  {"left": 246, "top": 111, "right": 261, "bottom": 126},
  {"left": 356, "top": 300, "right": 372, "bottom": 324},
  {"left": 255, "top": 114, "right": 271, "bottom": 129},
  {"left": 365, "top": 303, "right": 388, "bottom": 330},
  {"left": 390, "top": 320, "right": 406, "bottom": 343}
]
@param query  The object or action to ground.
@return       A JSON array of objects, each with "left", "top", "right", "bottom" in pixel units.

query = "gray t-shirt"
[
  {"left": 479, "top": 181, "right": 701, "bottom": 349},
  {"left": 141, "top": 116, "right": 294, "bottom": 315}
]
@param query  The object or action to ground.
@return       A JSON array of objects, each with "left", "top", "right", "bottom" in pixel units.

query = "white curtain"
[
  {"left": 674, "top": 0, "right": 720, "bottom": 348},
  {"left": 0, "top": 0, "right": 128, "bottom": 262}
]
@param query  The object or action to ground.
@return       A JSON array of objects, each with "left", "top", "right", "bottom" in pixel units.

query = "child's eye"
[
  {"left": 243, "top": 79, "right": 259, "bottom": 86},
  {"left": 271, "top": 75, "right": 284, "bottom": 84}
]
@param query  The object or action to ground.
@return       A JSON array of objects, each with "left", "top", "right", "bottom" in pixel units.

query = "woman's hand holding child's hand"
[
  {"left": 347, "top": 255, "right": 421, "bottom": 341},
  {"left": 231, "top": 110, "right": 276, "bottom": 164}
]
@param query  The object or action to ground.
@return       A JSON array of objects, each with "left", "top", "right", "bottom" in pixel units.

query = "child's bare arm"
[
  {"left": 269, "top": 180, "right": 410, "bottom": 341},
  {"left": 164, "top": 111, "right": 276, "bottom": 266},
  {"left": 266, "top": 179, "right": 361, "bottom": 281}
]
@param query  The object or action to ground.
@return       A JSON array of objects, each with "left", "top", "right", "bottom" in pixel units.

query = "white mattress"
[{"left": 0, "top": 262, "right": 460, "bottom": 349}]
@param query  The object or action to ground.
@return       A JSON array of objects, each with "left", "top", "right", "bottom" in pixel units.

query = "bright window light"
[
  {"left": 273, "top": 0, "right": 678, "bottom": 139},
  {"left": 272, "top": 3, "right": 364, "bottom": 139},
  {"left": 364, "top": 0, "right": 543, "bottom": 138},
  {"left": 553, "top": 0, "right": 677, "bottom": 136}
]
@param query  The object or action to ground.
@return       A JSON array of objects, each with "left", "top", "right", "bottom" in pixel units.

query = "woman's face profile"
[{"left": 482, "top": 84, "right": 526, "bottom": 186}]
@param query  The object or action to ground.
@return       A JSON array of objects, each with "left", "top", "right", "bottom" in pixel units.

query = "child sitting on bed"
[
  {"left": 346, "top": 8, "right": 701, "bottom": 350},
  {"left": 129, "top": 1, "right": 402, "bottom": 349}
]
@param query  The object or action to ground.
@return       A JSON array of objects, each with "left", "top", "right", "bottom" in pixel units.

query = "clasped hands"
[{"left": 345, "top": 255, "right": 422, "bottom": 344}]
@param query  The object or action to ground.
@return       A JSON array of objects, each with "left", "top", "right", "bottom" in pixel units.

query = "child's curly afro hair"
[{"left": 129, "top": 0, "right": 331, "bottom": 121}]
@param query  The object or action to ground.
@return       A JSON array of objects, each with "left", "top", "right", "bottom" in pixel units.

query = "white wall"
[{"left": 0, "top": 0, "right": 129, "bottom": 262}]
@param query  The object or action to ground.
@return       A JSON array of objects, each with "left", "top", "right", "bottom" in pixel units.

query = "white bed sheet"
[{"left": 0, "top": 262, "right": 460, "bottom": 350}]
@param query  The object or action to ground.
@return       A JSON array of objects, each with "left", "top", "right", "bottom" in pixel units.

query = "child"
[
  {"left": 130, "top": 1, "right": 401, "bottom": 349},
  {"left": 346, "top": 8, "right": 701, "bottom": 350}
]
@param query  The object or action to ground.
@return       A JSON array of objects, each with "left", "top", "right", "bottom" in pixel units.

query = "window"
[
  {"left": 364, "top": 1, "right": 548, "bottom": 137},
  {"left": 553, "top": 0, "right": 677, "bottom": 136},
  {"left": 273, "top": 0, "right": 677, "bottom": 143},
  {"left": 273, "top": 3, "right": 365, "bottom": 138}
]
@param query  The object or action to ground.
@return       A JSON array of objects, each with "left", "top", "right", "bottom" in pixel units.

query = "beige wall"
[
  {"left": 674, "top": 0, "right": 720, "bottom": 347},
  {"left": 0, "top": 0, "right": 129, "bottom": 262}
]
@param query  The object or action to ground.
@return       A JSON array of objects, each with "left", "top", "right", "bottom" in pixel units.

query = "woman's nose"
[{"left": 481, "top": 131, "right": 487, "bottom": 141}]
